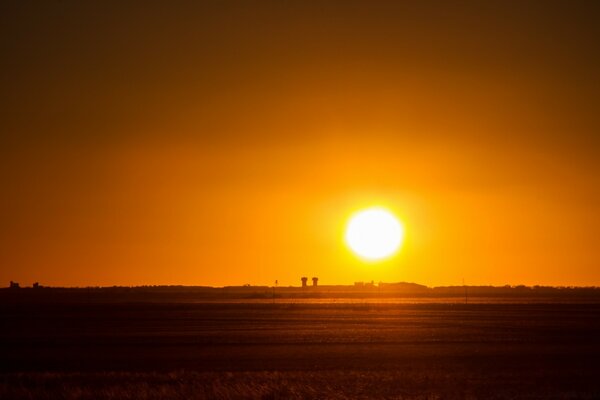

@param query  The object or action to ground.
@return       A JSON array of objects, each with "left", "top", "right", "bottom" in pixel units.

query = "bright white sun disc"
[{"left": 345, "top": 207, "right": 404, "bottom": 260}]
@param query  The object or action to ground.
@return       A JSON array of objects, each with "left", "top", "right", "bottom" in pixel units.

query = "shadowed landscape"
[{"left": 2, "top": 287, "right": 600, "bottom": 399}]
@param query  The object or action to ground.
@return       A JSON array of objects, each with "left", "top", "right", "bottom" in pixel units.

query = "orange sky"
[{"left": 1, "top": 1, "right": 599, "bottom": 287}]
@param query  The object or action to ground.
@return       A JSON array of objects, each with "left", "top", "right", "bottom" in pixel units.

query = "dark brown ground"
[{"left": 1, "top": 299, "right": 599, "bottom": 399}]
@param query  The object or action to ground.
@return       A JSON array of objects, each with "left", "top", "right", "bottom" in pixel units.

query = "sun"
[{"left": 345, "top": 207, "right": 404, "bottom": 261}]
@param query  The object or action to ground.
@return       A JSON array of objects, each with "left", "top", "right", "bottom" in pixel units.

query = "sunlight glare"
[{"left": 345, "top": 207, "right": 404, "bottom": 261}]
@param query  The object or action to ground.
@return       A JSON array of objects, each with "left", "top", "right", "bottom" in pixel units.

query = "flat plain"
[{"left": 1, "top": 293, "right": 600, "bottom": 399}]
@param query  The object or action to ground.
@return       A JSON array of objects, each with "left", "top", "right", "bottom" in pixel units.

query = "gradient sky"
[{"left": 1, "top": 1, "right": 599, "bottom": 287}]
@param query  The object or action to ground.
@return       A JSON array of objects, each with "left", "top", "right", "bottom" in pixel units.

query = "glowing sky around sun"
[{"left": 0, "top": 1, "right": 599, "bottom": 287}]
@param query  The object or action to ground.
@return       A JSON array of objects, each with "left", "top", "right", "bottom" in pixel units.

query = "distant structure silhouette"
[
  {"left": 312, "top": 277, "right": 318, "bottom": 287},
  {"left": 9, "top": 281, "right": 19, "bottom": 289},
  {"left": 301, "top": 277, "right": 308, "bottom": 288},
  {"left": 33, "top": 282, "right": 40, "bottom": 289}
]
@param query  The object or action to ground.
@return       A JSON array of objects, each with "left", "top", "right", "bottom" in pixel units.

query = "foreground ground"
[{"left": 1, "top": 299, "right": 599, "bottom": 399}]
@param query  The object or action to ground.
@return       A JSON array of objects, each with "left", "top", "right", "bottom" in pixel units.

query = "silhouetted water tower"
[
  {"left": 312, "top": 277, "right": 318, "bottom": 287},
  {"left": 301, "top": 277, "right": 308, "bottom": 288}
]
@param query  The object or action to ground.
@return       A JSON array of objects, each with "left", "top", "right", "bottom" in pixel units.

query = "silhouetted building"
[
  {"left": 301, "top": 277, "right": 308, "bottom": 288},
  {"left": 9, "top": 281, "right": 19, "bottom": 289},
  {"left": 33, "top": 282, "right": 40, "bottom": 289},
  {"left": 312, "top": 277, "right": 318, "bottom": 287}
]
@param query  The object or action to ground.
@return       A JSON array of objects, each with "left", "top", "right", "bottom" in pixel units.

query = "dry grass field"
[{"left": 1, "top": 297, "right": 599, "bottom": 399}]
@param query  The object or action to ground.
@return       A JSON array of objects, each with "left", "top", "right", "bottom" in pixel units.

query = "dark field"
[{"left": 2, "top": 298, "right": 600, "bottom": 399}]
